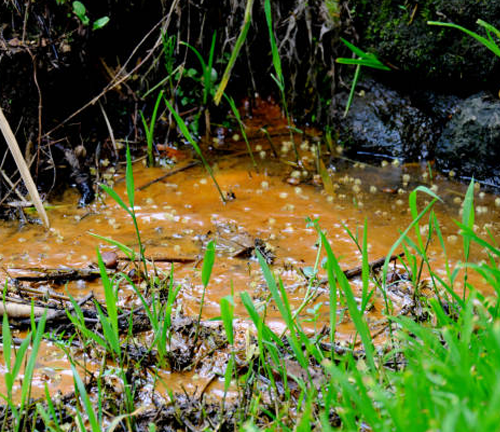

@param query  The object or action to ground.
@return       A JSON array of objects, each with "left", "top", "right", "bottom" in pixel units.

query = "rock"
[
  {"left": 333, "top": 80, "right": 438, "bottom": 161},
  {"left": 100, "top": 251, "right": 118, "bottom": 269},
  {"left": 435, "top": 92, "right": 500, "bottom": 187}
]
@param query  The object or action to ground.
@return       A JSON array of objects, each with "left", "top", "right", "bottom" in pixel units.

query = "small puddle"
[{"left": 0, "top": 100, "right": 499, "bottom": 401}]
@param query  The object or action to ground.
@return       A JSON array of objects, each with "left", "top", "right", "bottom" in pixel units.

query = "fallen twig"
[
  {"left": 118, "top": 255, "right": 197, "bottom": 263},
  {"left": 319, "top": 252, "right": 404, "bottom": 284},
  {"left": 136, "top": 160, "right": 200, "bottom": 191}
]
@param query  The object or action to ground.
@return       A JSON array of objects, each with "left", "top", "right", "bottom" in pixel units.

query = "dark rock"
[
  {"left": 333, "top": 80, "right": 438, "bottom": 161},
  {"left": 435, "top": 92, "right": 500, "bottom": 187}
]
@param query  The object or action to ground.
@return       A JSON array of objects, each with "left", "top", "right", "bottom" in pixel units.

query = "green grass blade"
[
  {"left": 462, "top": 178, "right": 475, "bottom": 260},
  {"left": 214, "top": 0, "right": 254, "bottom": 105},
  {"left": 324, "top": 241, "right": 375, "bottom": 369},
  {"left": 2, "top": 313, "right": 12, "bottom": 373},
  {"left": 179, "top": 41, "right": 207, "bottom": 75},
  {"left": 87, "top": 232, "right": 135, "bottom": 259},
  {"left": 478, "top": 19, "right": 500, "bottom": 42},
  {"left": 71, "top": 364, "right": 100, "bottom": 432},
  {"left": 428, "top": 21, "right": 500, "bottom": 57},
  {"left": 225, "top": 95, "right": 257, "bottom": 169},
  {"left": 220, "top": 295, "right": 235, "bottom": 345},
  {"left": 95, "top": 303, "right": 120, "bottom": 356},
  {"left": 205, "top": 32, "right": 217, "bottom": 105},
  {"left": 100, "top": 184, "right": 132, "bottom": 217},
  {"left": 96, "top": 249, "right": 117, "bottom": 330},
  {"left": 361, "top": 219, "right": 370, "bottom": 312},
  {"left": 256, "top": 250, "right": 288, "bottom": 327},
  {"left": 343, "top": 64, "right": 361, "bottom": 117},
  {"left": 336, "top": 58, "right": 391, "bottom": 70},
  {"left": 125, "top": 145, "right": 135, "bottom": 209},
  {"left": 20, "top": 308, "right": 47, "bottom": 413},
  {"left": 164, "top": 97, "right": 226, "bottom": 202},
  {"left": 202, "top": 240, "right": 215, "bottom": 288},
  {"left": 239, "top": 292, "right": 282, "bottom": 345},
  {"left": 264, "top": 0, "right": 283, "bottom": 85},
  {"left": 339, "top": 37, "right": 371, "bottom": 59}
]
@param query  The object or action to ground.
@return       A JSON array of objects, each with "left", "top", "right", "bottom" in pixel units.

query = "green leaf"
[
  {"left": 336, "top": 57, "right": 391, "bottom": 70},
  {"left": 97, "top": 248, "right": 118, "bottom": 337},
  {"left": 72, "top": 1, "right": 89, "bottom": 25},
  {"left": 224, "top": 356, "right": 234, "bottom": 392},
  {"left": 202, "top": 240, "right": 216, "bottom": 288},
  {"left": 100, "top": 183, "right": 132, "bottom": 217},
  {"left": 92, "top": 16, "right": 110, "bottom": 31},
  {"left": 240, "top": 292, "right": 282, "bottom": 345},
  {"left": 428, "top": 21, "right": 500, "bottom": 57},
  {"left": 220, "top": 295, "right": 234, "bottom": 345}
]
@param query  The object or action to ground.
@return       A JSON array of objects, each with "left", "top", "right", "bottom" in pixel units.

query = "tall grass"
[
  {"left": 140, "top": 90, "right": 164, "bottom": 167},
  {"left": 1, "top": 303, "right": 47, "bottom": 432},
  {"left": 264, "top": 0, "right": 300, "bottom": 162},
  {"left": 234, "top": 179, "right": 500, "bottom": 430},
  {"left": 225, "top": 94, "right": 258, "bottom": 170},
  {"left": 214, "top": 0, "right": 255, "bottom": 105},
  {"left": 336, "top": 39, "right": 390, "bottom": 117}
]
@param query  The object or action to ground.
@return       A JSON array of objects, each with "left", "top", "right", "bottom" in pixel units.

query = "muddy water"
[{"left": 1, "top": 106, "right": 499, "bottom": 400}]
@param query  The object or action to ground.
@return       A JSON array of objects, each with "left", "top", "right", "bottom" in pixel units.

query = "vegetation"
[
  {"left": 2, "top": 1, "right": 500, "bottom": 431},
  {"left": 2, "top": 146, "right": 499, "bottom": 430}
]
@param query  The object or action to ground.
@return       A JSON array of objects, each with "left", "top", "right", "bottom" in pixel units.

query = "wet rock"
[
  {"left": 100, "top": 251, "right": 118, "bottom": 269},
  {"left": 333, "top": 80, "right": 437, "bottom": 161},
  {"left": 435, "top": 92, "right": 500, "bottom": 187}
]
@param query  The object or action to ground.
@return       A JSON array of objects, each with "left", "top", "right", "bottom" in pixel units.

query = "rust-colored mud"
[{"left": 0, "top": 100, "right": 499, "bottom": 400}]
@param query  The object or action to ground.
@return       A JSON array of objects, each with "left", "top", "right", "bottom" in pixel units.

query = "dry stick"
[
  {"left": 136, "top": 160, "right": 200, "bottom": 191},
  {"left": 42, "top": 2, "right": 180, "bottom": 139},
  {"left": 117, "top": 255, "right": 197, "bottom": 263},
  {"left": 318, "top": 252, "right": 404, "bottom": 284},
  {"left": 0, "top": 169, "right": 28, "bottom": 202},
  {"left": 13, "top": 285, "right": 71, "bottom": 302},
  {"left": 0, "top": 106, "right": 49, "bottom": 228},
  {"left": 98, "top": 100, "right": 118, "bottom": 157},
  {"left": 34, "top": 293, "right": 94, "bottom": 324}
]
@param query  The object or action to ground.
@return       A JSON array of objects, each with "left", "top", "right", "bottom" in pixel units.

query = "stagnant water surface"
[{"left": 1, "top": 109, "right": 499, "bottom": 400}]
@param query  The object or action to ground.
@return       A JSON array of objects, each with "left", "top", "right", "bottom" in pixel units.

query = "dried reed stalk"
[{"left": 0, "top": 105, "right": 50, "bottom": 228}]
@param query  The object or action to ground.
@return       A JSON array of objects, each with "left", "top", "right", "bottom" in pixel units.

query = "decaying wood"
[
  {"left": 0, "top": 301, "right": 56, "bottom": 318},
  {"left": 8, "top": 267, "right": 102, "bottom": 282}
]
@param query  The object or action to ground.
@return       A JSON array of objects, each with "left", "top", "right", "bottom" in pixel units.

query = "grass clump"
[{"left": 3, "top": 163, "right": 500, "bottom": 431}]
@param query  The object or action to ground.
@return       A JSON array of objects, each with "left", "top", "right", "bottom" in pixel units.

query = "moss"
[{"left": 349, "top": 0, "right": 500, "bottom": 92}]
